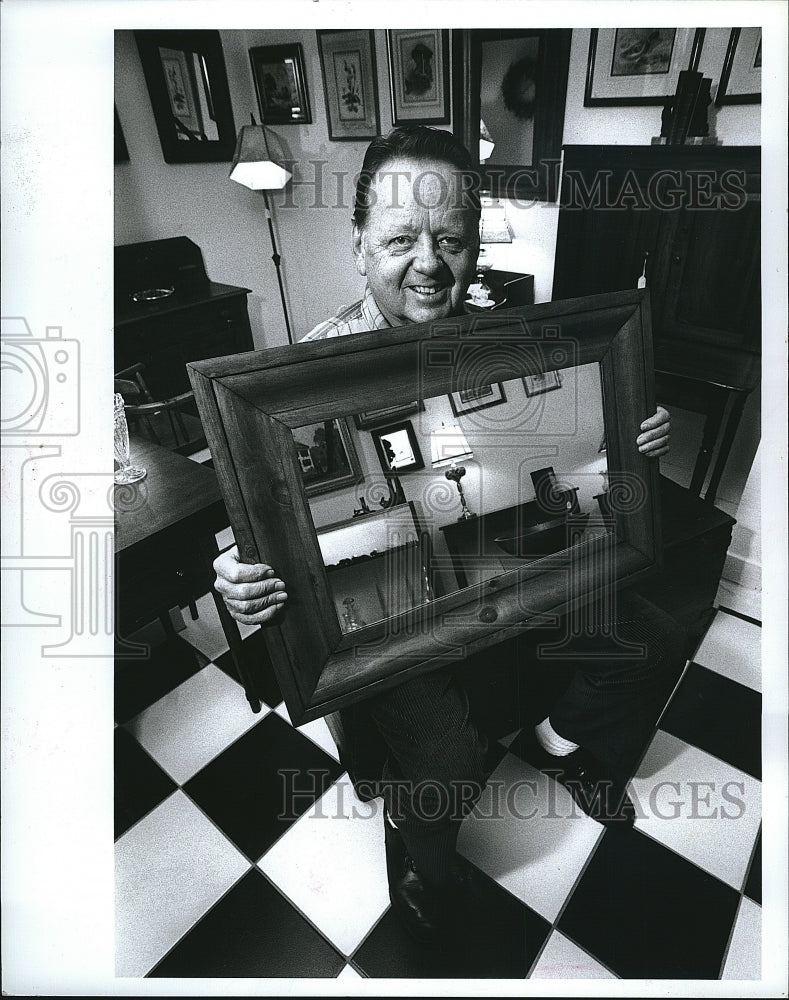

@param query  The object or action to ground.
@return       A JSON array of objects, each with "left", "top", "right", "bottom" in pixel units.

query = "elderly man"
[{"left": 214, "top": 126, "right": 677, "bottom": 942}]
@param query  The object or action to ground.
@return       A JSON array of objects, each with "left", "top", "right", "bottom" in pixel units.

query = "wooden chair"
[{"left": 115, "top": 362, "right": 207, "bottom": 458}]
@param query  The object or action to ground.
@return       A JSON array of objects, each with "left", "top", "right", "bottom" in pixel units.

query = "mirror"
[
  {"left": 453, "top": 29, "right": 572, "bottom": 201},
  {"left": 189, "top": 291, "right": 660, "bottom": 725},
  {"left": 299, "top": 364, "right": 609, "bottom": 634},
  {"left": 135, "top": 30, "right": 237, "bottom": 163}
]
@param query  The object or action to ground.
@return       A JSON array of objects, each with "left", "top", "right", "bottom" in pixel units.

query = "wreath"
[{"left": 500, "top": 56, "right": 537, "bottom": 121}]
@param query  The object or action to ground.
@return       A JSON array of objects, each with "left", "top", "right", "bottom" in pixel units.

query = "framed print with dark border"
[
  {"left": 715, "top": 28, "right": 762, "bottom": 106},
  {"left": 371, "top": 421, "right": 424, "bottom": 474},
  {"left": 453, "top": 29, "right": 571, "bottom": 201},
  {"left": 189, "top": 289, "right": 661, "bottom": 725},
  {"left": 249, "top": 43, "right": 312, "bottom": 124},
  {"left": 523, "top": 370, "right": 562, "bottom": 397},
  {"left": 584, "top": 28, "right": 699, "bottom": 106},
  {"left": 386, "top": 29, "right": 450, "bottom": 125},
  {"left": 353, "top": 401, "right": 424, "bottom": 430},
  {"left": 317, "top": 30, "right": 380, "bottom": 141},
  {"left": 291, "top": 418, "right": 362, "bottom": 497},
  {"left": 449, "top": 382, "right": 507, "bottom": 416},
  {"left": 134, "top": 29, "right": 237, "bottom": 163}
]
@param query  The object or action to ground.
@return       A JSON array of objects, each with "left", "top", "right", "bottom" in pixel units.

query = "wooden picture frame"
[
  {"left": 584, "top": 28, "right": 700, "bottom": 107},
  {"left": 134, "top": 30, "right": 237, "bottom": 163},
  {"left": 317, "top": 30, "right": 380, "bottom": 141},
  {"left": 249, "top": 43, "right": 312, "bottom": 124},
  {"left": 523, "top": 370, "right": 562, "bottom": 397},
  {"left": 453, "top": 29, "right": 571, "bottom": 202},
  {"left": 386, "top": 29, "right": 450, "bottom": 125},
  {"left": 189, "top": 290, "right": 661, "bottom": 725},
  {"left": 371, "top": 421, "right": 424, "bottom": 474},
  {"left": 715, "top": 28, "right": 762, "bottom": 107},
  {"left": 353, "top": 401, "right": 424, "bottom": 430},
  {"left": 449, "top": 382, "right": 507, "bottom": 416},
  {"left": 292, "top": 417, "right": 362, "bottom": 498}
]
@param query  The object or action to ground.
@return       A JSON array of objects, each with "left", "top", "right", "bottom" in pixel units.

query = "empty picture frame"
[{"left": 189, "top": 290, "right": 661, "bottom": 725}]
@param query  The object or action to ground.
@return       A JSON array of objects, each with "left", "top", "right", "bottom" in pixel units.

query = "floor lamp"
[{"left": 229, "top": 118, "right": 294, "bottom": 345}]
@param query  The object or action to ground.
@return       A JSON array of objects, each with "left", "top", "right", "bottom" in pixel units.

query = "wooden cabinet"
[
  {"left": 114, "top": 238, "right": 254, "bottom": 399},
  {"left": 553, "top": 145, "right": 761, "bottom": 390}
]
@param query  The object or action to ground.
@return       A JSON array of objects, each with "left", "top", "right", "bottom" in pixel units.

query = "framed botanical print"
[
  {"left": 584, "top": 28, "right": 700, "bottom": 106},
  {"left": 291, "top": 418, "right": 362, "bottom": 497},
  {"left": 317, "top": 30, "right": 380, "bottom": 141},
  {"left": 715, "top": 28, "right": 762, "bottom": 106},
  {"left": 386, "top": 29, "right": 450, "bottom": 125},
  {"left": 523, "top": 370, "right": 562, "bottom": 397},
  {"left": 249, "top": 43, "right": 312, "bottom": 124}
]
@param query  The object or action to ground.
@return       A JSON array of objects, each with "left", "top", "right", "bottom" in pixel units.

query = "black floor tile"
[
  {"left": 183, "top": 713, "right": 343, "bottom": 860},
  {"left": 115, "top": 635, "right": 208, "bottom": 724},
  {"left": 353, "top": 866, "right": 549, "bottom": 979},
  {"left": 215, "top": 627, "right": 283, "bottom": 708},
  {"left": 115, "top": 728, "right": 177, "bottom": 839},
  {"left": 744, "top": 827, "right": 761, "bottom": 904},
  {"left": 558, "top": 826, "right": 740, "bottom": 979},
  {"left": 660, "top": 662, "right": 761, "bottom": 778},
  {"left": 149, "top": 869, "right": 344, "bottom": 978}
]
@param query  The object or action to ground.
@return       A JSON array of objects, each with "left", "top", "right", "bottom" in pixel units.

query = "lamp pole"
[{"left": 261, "top": 188, "right": 294, "bottom": 345}]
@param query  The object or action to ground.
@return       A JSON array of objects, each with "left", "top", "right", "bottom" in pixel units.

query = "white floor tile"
[
  {"left": 716, "top": 578, "right": 762, "bottom": 624},
  {"left": 126, "top": 665, "right": 268, "bottom": 784},
  {"left": 275, "top": 702, "right": 340, "bottom": 762},
  {"left": 336, "top": 963, "right": 363, "bottom": 980},
  {"left": 457, "top": 753, "right": 603, "bottom": 923},
  {"left": 722, "top": 896, "right": 761, "bottom": 980},
  {"left": 530, "top": 930, "right": 616, "bottom": 979},
  {"left": 631, "top": 730, "right": 761, "bottom": 890},
  {"left": 694, "top": 610, "right": 761, "bottom": 692},
  {"left": 115, "top": 791, "right": 248, "bottom": 977},
  {"left": 258, "top": 775, "right": 389, "bottom": 956}
]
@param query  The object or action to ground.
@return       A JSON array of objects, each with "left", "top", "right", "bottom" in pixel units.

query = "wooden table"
[{"left": 115, "top": 435, "right": 263, "bottom": 712}]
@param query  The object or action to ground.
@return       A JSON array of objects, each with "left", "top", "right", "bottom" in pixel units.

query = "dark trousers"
[{"left": 335, "top": 591, "right": 686, "bottom": 839}]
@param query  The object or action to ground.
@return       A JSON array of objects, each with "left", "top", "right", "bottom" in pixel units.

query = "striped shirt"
[{"left": 300, "top": 286, "right": 392, "bottom": 341}]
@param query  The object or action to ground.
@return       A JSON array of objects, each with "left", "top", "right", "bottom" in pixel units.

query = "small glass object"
[
  {"left": 114, "top": 392, "right": 147, "bottom": 484},
  {"left": 341, "top": 597, "right": 367, "bottom": 632}
]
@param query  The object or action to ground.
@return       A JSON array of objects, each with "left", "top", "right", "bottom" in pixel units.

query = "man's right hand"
[{"left": 213, "top": 545, "right": 288, "bottom": 626}]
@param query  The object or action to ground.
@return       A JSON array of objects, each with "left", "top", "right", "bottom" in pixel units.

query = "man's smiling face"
[{"left": 352, "top": 156, "right": 480, "bottom": 327}]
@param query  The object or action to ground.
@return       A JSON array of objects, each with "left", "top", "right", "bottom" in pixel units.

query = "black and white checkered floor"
[{"left": 115, "top": 580, "right": 762, "bottom": 981}]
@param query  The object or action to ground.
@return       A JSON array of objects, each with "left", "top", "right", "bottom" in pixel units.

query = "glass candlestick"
[{"left": 114, "top": 393, "right": 147, "bottom": 485}]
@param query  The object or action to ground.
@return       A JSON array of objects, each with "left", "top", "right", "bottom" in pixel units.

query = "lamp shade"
[
  {"left": 229, "top": 124, "right": 292, "bottom": 190},
  {"left": 431, "top": 423, "right": 473, "bottom": 468}
]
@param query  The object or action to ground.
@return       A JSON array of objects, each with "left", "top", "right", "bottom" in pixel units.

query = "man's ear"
[{"left": 352, "top": 222, "right": 367, "bottom": 277}]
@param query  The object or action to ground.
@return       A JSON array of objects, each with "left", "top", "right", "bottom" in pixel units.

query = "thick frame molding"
[{"left": 189, "top": 290, "right": 661, "bottom": 724}]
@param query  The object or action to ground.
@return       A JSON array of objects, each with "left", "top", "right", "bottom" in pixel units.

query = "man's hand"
[
  {"left": 637, "top": 405, "right": 670, "bottom": 458},
  {"left": 213, "top": 545, "right": 288, "bottom": 626}
]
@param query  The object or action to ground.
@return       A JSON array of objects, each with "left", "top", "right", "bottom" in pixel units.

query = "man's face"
[{"left": 352, "top": 156, "right": 480, "bottom": 327}]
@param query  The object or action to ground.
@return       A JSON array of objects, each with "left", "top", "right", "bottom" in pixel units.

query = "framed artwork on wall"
[
  {"left": 249, "top": 43, "right": 312, "bottom": 124},
  {"left": 317, "top": 30, "right": 380, "bottom": 141},
  {"left": 448, "top": 382, "right": 507, "bottom": 416},
  {"left": 523, "top": 370, "right": 562, "bottom": 397},
  {"left": 291, "top": 418, "right": 362, "bottom": 497},
  {"left": 386, "top": 29, "right": 450, "bottom": 125},
  {"left": 371, "top": 421, "right": 424, "bottom": 474},
  {"left": 584, "top": 28, "right": 700, "bottom": 107},
  {"left": 453, "top": 29, "right": 571, "bottom": 201},
  {"left": 134, "top": 29, "right": 237, "bottom": 163},
  {"left": 715, "top": 28, "right": 762, "bottom": 106},
  {"left": 353, "top": 401, "right": 424, "bottom": 430}
]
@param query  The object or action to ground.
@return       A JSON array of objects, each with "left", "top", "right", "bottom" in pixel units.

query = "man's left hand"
[{"left": 637, "top": 405, "right": 670, "bottom": 458}]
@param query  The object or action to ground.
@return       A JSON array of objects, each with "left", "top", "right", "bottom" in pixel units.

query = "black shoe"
[
  {"left": 532, "top": 746, "right": 636, "bottom": 827},
  {"left": 383, "top": 815, "right": 458, "bottom": 944}
]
